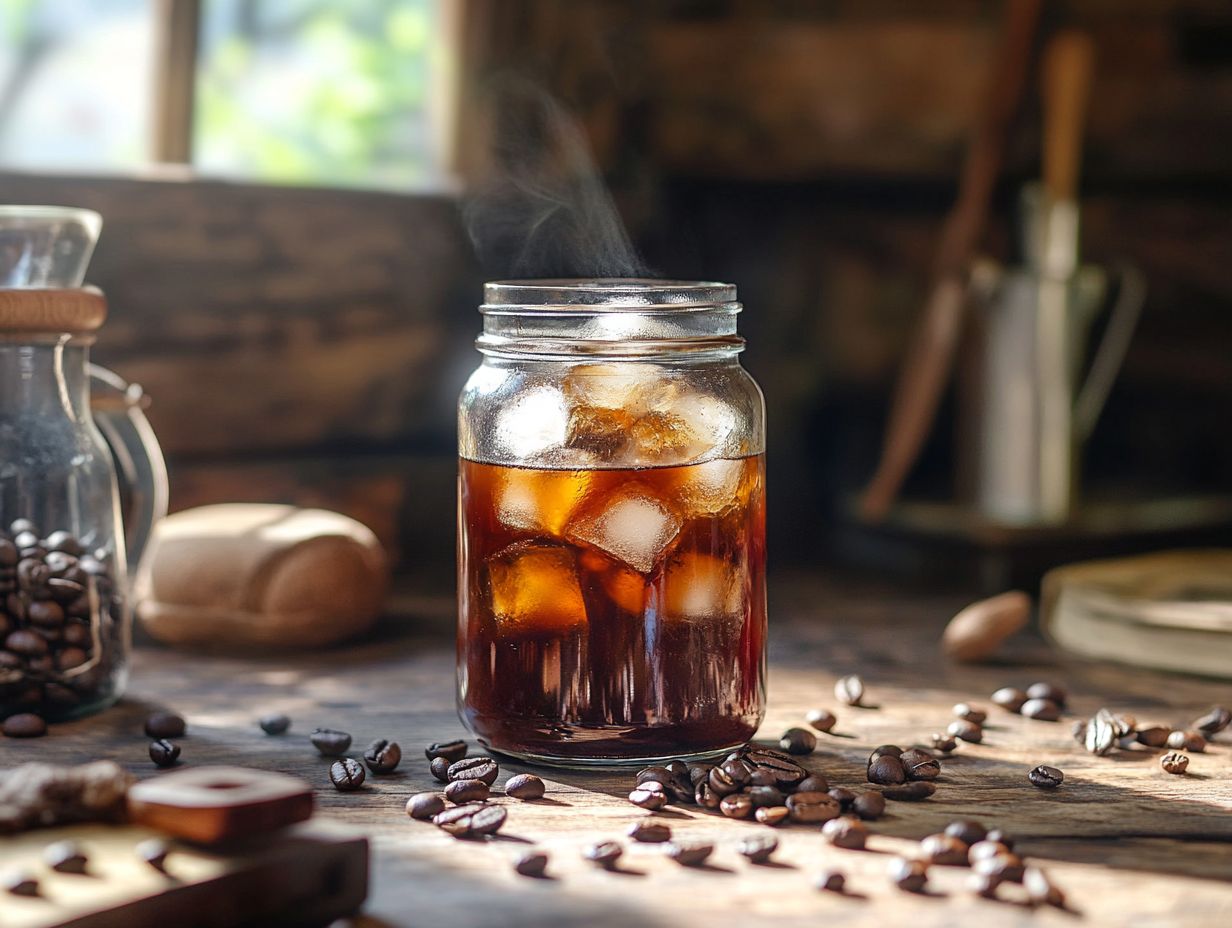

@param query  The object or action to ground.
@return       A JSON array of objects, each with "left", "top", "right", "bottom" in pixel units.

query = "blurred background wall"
[{"left": 1, "top": 0, "right": 1229, "bottom": 583}]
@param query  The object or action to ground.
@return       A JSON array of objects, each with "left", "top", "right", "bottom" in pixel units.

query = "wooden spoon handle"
[{"left": 1042, "top": 30, "right": 1095, "bottom": 203}]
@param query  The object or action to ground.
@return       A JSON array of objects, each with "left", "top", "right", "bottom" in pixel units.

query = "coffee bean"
[
  {"left": 1192, "top": 705, "right": 1231, "bottom": 736},
  {"left": 514, "top": 851, "right": 549, "bottom": 878},
  {"left": 583, "top": 841, "right": 623, "bottom": 868},
  {"left": 748, "top": 785, "right": 785, "bottom": 808},
  {"left": 1160, "top": 751, "right": 1189, "bottom": 775},
  {"left": 889, "top": 857, "right": 928, "bottom": 893},
  {"left": 137, "top": 838, "right": 170, "bottom": 872},
  {"left": 3, "top": 870, "right": 39, "bottom": 896},
  {"left": 44, "top": 840, "right": 89, "bottom": 874},
  {"left": 953, "top": 703, "right": 987, "bottom": 724},
  {"left": 44, "top": 531, "right": 81, "bottom": 555},
  {"left": 629, "top": 782, "right": 669, "bottom": 811},
  {"left": 741, "top": 749, "right": 806, "bottom": 787},
  {"left": 899, "top": 748, "right": 940, "bottom": 781},
  {"left": 1020, "top": 698, "right": 1061, "bottom": 722},
  {"left": 687, "top": 763, "right": 713, "bottom": 786},
  {"left": 55, "top": 647, "right": 87, "bottom": 671},
  {"left": 720, "top": 793, "right": 754, "bottom": 819},
  {"left": 852, "top": 790, "right": 886, "bottom": 821},
  {"left": 786, "top": 790, "right": 840, "bottom": 824},
  {"left": 1026, "top": 682, "right": 1067, "bottom": 707},
  {"left": 1028, "top": 764, "right": 1064, "bottom": 789},
  {"left": 310, "top": 728, "right": 352, "bottom": 756},
  {"left": 27, "top": 600, "right": 64, "bottom": 628},
  {"left": 779, "top": 727, "right": 817, "bottom": 755},
  {"left": 5, "top": 629, "right": 48, "bottom": 657},
  {"left": 881, "top": 781, "right": 936, "bottom": 801},
  {"left": 1023, "top": 866, "right": 1066, "bottom": 908},
  {"left": 736, "top": 834, "right": 778, "bottom": 864},
  {"left": 755, "top": 805, "right": 789, "bottom": 826},
  {"left": 433, "top": 802, "right": 506, "bottom": 838},
  {"left": 428, "top": 756, "right": 451, "bottom": 783},
  {"left": 504, "top": 773, "right": 545, "bottom": 800},
  {"left": 695, "top": 781, "right": 721, "bottom": 810},
  {"left": 627, "top": 821, "right": 672, "bottom": 843},
  {"left": 1083, "top": 709, "right": 1122, "bottom": 755},
  {"left": 991, "top": 687, "right": 1028, "bottom": 712},
  {"left": 667, "top": 842, "right": 713, "bottom": 867},
  {"left": 363, "top": 739, "right": 402, "bottom": 773},
  {"left": 822, "top": 816, "right": 868, "bottom": 850},
  {"left": 748, "top": 768, "right": 778, "bottom": 787},
  {"left": 719, "top": 758, "right": 753, "bottom": 787},
  {"left": 149, "top": 739, "right": 181, "bottom": 768},
  {"left": 707, "top": 765, "right": 740, "bottom": 797},
  {"left": 806, "top": 708, "right": 837, "bottom": 732},
  {"left": 0, "top": 539, "right": 16, "bottom": 567},
  {"left": 969, "top": 871, "right": 1000, "bottom": 898},
  {"left": 930, "top": 732, "right": 958, "bottom": 753},
  {"left": 259, "top": 713, "right": 291, "bottom": 735},
  {"left": 814, "top": 869, "right": 846, "bottom": 893},
  {"left": 3, "top": 713, "right": 47, "bottom": 738},
  {"left": 946, "top": 820, "right": 988, "bottom": 845},
  {"left": 1135, "top": 726, "right": 1171, "bottom": 748},
  {"left": 636, "top": 766, "right": 672, "bottom": 787},
  {"left": 795, "top": 773, "right": 828, "bottom": 793},
  {"left": 835, "top": 674, "right": 865, "bottom": 707},
  {"left": 144, "top": 712, "right": 186, "bottom": 740},
  {"left": 445, "top": 778, "right": 489, "bottom": 804},
  {"left": 947, "top": 719, "right": 983, "bottom": 743},
  {"left": 968, "top": 840, "right": 1011, "bottom": 862},
  {"left": 406, "top": 792, "right": 446, "bottom": 819},
  {"left": 919, "top": 833, "right": 968, "bottom": 865},
  {"left": 448, "top": 757, "right": 499, "bottom": 785},
  {"left": 1166, "top": 730, "right": 1207, "bottom": 753},
  {"left": 828, "top": 787, "right": 856, "bottom": 810},
  {"left": 425, "top": 740, "right": 468, "bottom": 762},
  {"left": 13, "top": 531, "right": 39, "bottom": 552},
  {"left": 868, "top": 744, "right": 902, "bottom": 764},
  {"left": 867, "top": 755, "right": 906, "bottom": 785},
  {"left": 973, "top": 852, "right": 1025, "bottom": 884},
  {"left": 328, "top": 758, "right": 366, "bottom": 791},
  {"left": 985, "top": 829, "right": 1014, "bottom": 849}
]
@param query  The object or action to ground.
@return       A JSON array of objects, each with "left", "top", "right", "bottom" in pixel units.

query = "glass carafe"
[{"left": 1, "top": 206, "right": 166, "bottom": 721}]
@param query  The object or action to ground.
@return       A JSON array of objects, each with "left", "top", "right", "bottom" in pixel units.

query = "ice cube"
[
  {"left": 659, "top": 551, "right": 745, "bottom": 623},
  {"left": 564, "top": 405, "right": 634, "bottom": 458},
  {"left": 495, "top": 468, "right": 593, "bottom": 537},
  {"left": 486, "top": 541, "right": 587, "bottom": 636},
  {"left": 494, "top": 386, "right": 569, "bottom": 460},
  {"left": 630, "top": 387, "right": 738, "bottom": 465},
  {"left": 567, "top": 482, "right": 683, "bottom": 574},
  {"left": 579, "top": 548, "right": 647, "bottom": 614},
  {"left": 561, "top": 362, "right": 661, "bottom": 412},
  {"left": 671, "top": 458, "right": 751, "bottom": 518}
]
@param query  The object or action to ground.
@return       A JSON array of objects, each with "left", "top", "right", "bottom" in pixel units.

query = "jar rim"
[{"left": 483, "top": 278, "right": 738, "bottom": 312}]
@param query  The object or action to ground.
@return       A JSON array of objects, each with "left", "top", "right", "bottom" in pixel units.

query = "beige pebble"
[{"left": 941, "top": 591, "right": 1031, "bottom": 662}]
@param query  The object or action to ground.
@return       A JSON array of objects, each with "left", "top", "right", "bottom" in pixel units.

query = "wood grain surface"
[{"left": 3, "top": 573, "right": 1231, "bottom": 927}]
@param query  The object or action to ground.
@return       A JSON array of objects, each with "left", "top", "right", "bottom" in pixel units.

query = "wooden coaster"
[{"left": 126, "top": 767, "right": 313, "bottom": 844}]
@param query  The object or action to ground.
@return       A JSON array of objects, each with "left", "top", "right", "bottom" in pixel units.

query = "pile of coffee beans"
[
  {"left": 0, "top": 520, "right": 122, "bottom": 721},
  {"left": 1073, "top": 705, "right": 1228, "bottom": 761}
]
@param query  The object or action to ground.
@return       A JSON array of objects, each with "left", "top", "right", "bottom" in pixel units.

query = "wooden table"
[{"left": 8, "top": 573, "right": 1232, "bottom": 927}]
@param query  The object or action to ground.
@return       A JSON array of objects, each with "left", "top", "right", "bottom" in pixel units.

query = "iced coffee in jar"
[{"left": 457, "top": 280, "right": 766, "bottom": 764}]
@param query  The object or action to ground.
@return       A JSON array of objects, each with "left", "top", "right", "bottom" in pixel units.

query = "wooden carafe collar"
[{"left": 0, "top": 286, "right": 107, "bottom": 334}]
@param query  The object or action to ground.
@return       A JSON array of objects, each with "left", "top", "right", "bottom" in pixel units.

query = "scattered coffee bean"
[
  {"left": 687, "top": 763, "right": 713, "bottom": 786},
  {"left": 748, "top": 785, "right": 786, "bottom": 808},
  {"left": 425, "top": 740, "right": 468, "bottom": 762},
  {"left": 742, "top": 748, "right": 807, "bottom": 787},
  {"left": 720, "top": 793, "right": 755, "bottom": 820},
  {"left": 945, "top": 820, "right": 987, "bottom": 846},
  {"left": 310, "top": 728, "right": 352, "bottom": 756},
  {"left": 406, "top": 792, "right": 446, "bottom": 819},
  {"left": 143, "top": 712, "right": 186, "bottom": 739},
  {"left": 814, "top": 868, "right": 846, "bottom": 893},
  {"left": 1135, "top": 726, "right": 1171, "bottom": 748},
  {"left": 445, "top": 778, "right": 490, "bottom": 804},
  {"left": 953, "top": 703, "right": 987, "bottom": 724},
  {"left": 919, "top": 833, "right": 969, "bottom": 866},
  {"left": 259, "top": 713, "right": 291, "bottom": 735},
  {"left": 930, "top": 732, "right": 958, "bottom": 753},
  {"left": 968, "top": 840, "right": 1011, "bottom": 863},
  {"left": 973, "top": 852, "right": 1025, "bottom": 883},
  {"left": 899, "top": 748, "right": 941, "bottom": 781},
  {"left": 1023, "top": 866, "right": 1065, "bottom": 908},
  {"left": 514, "top": 851, "right": 549, "bottom": 878},
  {"left": 719, "top": 757, "right": 753, "bottom": 788},
  {"left": 755, "top": 805, "right": 790, "bottom": 826},
  {"left": 629, "top": 782, "right": 669, "bottom": 811},
  {"left": 1020, "top": 698, "right": 1061, "bottom": 722},
  {"left": 328, "top": 758, "right": 366, "bottom": 792},
  {"left": 1160, "top": 751, "right": 1189, "bottom": 775},
  {"left": 779, "top": 727, "right": 817, "bottom": 755},
  {"left": 947, "top": 719, "right": 983, "bottom": 743},
  {"left": 44, "top": 840, "right": 88, "bottom": 874},
  {"left": 881, "top": 781, "right": 936, "bottom": 801},
  {"left": 707, "top": 765, "right": 740, "bottom": 796},
  {"left": 867, "top": 754, "right": 906, "bottom": 785},
  {"left": 794, "top": 774, "right": 828, "bottom": 794},
  {"left": 137, "top": 838, "right": 170, "bottom": 872},
  {"left": 3, "top": 712, "right": 46, "bottom": 738},
  {"left": 852, "top": 791, "right": 886, "bottom": 821},
  {"left": 868, "top": 744, "right": 902, "bottom": 764},
  {"left": 695, "top": 781, "right": 721, "bottom": 810},
  {"left": 1166, "top": 730, "right": 1207, "bottom": 753},
  {"left": 805, "top": 708, "right": 837, "bottom": 732},
  {"left": 636, "top": 766, "right": 672, "bottom": 787},
  {"left": 448, "top": 757, "right": 499, "bottom": 785},
  {"left": 822, "top": 816, "right": 868, "bottom": 850},
  {"left": 148, "top": 739, "right": 181, "bottom": 768},
  {"left": 737, "top": 834, "right": 778, "bottom": 863},
  {"left": 584, "top": 841, "right": 624, "bottom": 868},
  {"left": 889, "top": 857, "right": 928, "bottom": 893},
  {"left": 1028, "top": 764, "right": 1064, "bottom": 789},
  {"left": 985, "top": 829, "right": 1014, "bottom": 850},
  {"left": 667, "top": 842, "right": 714, "bottom": 867},
  {"left": 504, "top": 773, "right": 546, "bottom": 800},
  {"left": 362, "top": 739, "right": 402, "bottom": 773},
  {"left": 627, "top": 821, "right": 672, "bottom": 843},
  {"left": 786, "top": 790, "right": 841, "bottom": 824},
  {"left": 430, "top": 756, "right": 452, "bottom": 782},
  {"left": 991, "top": 687, "right": 1028, "bottom": 713},
  {"left": 1084, "top": 709, "right": 1124, "bottom": 756},
  {"left": 1026, "top": 682, "right": 1067, "bottom": 707},
  {"left": 828, "top": 787, "right": 857, "bottom": 810},
  {"left": 3, "top": 870, "right": 39, "bottom": 896},
  {"left": 1192, "top": 705, "right": 1231, "bottom": 736},
  {"left": 433, "top": 802, "right": 506, "bottom": 838},
  {"left": 835, "top": 674, "right": 865, "bottom": 707}
]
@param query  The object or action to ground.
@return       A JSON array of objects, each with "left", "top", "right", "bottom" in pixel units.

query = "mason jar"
[{"left": 457, "top": 279, "right": 767, "bottom": 765}]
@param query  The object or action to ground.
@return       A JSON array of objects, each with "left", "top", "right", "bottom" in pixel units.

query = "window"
[{"left": 0, "top": 0, "right": 450, "bottom": 189}]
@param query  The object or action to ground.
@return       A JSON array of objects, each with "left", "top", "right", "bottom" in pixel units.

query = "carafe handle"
[
  {"left": 1072, "top": 261, "right": 1147, "bottom": 441},
  {"left": 88, "top": 365, "right": 169, "bottom": 577}
]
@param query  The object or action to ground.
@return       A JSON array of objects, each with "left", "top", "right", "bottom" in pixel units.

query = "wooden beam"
[{"left": 150, "top": 0, "right": 201, "bottom": 164}]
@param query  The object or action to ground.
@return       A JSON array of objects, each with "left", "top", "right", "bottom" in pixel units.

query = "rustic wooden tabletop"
[{"left": 7, "top": 572, "right": 1231, "bottom": 927}]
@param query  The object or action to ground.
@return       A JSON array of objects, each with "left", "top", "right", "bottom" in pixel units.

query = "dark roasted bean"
[
  {"left": 448, "top": 757, "right": 499, "bottom": 785},
  {"left": 629, "top": 782, "right": 669, "bottom": 811},
  {"left": 795, "top": 774, "right": 829, "bottom": 793},
  {"left": 707, "top": 765, "right": 740, "bottom": 796},
  {"left": 27, "top": 601, "right": 64, "bottom": 628},
  {"left": 780, "top": 727, "right": 817, "bottom": 755},
  {"left": 953, "top": 703, "right": 987, "bottom": 724},
  {"left": 1084, "top": 709, "right": 1120, "bottom": 755},
  {"left": 430, "top": 756, "right": 452, "bottom": 782},
  {"left": 806, "top": 708, "right": 837, "bottom": 732},
  {"left": 755, "top": 805, "right": 790, "bottom": 826},
  {"left": 969, "top": 871, "right": 1000, "bottom": 898},
  {"left": 748, "top": 785, "right": 785, "bottom": 808},
  {"left": 1023, "top": 866, "right": 1066, "bottom": 907},
  {"left": 2, "top": 713, "right": 47, "bottom": 738},
  {"left": 720, "top": 758, "right": 753, "bottom": 787},
  {"left": 968, "top": 840, "right": 1011, "bottom": 862},
  {"left": 5, "top": 629, "right": 47, "bottom": 656},
  {"left": 583, "top": 840, "right": 623, "bottom": 868},
  {"left": 720, "top": 793, "right": 755, "bottom": 820},
  {"left": 748, "top": 768, "right": 778, "bottom": 787},
  {"left": 1026, "top": 682, "right": 1067, "bottom": 707},
  {"left": 687, "top": 763, "right": 713, "bottom": 786},
  {"left": 868, "top": 744, "right": 902, "bottom": 764},
  {"left": 852, "top": 790, "right": 886, "bottom": 821},
  {"left": 919, "top": 833, "right": 969, "bottom": 866},
  {"left": 737, "top": 834, "right": 778, "bottom": 864},
  {"left": 328, "top": 758, "right": 366, "bottom": 791},
  {"left": 1192, "top": 705, "right": 1231, "bottom": 736},
  {"left": 406, "top": 792, "right": 446, "bottom": 819},
  {"left": 814, "top": 869, "right": 846, "bottom": 893},
  {"left": 433, "top": 802, "right": 506, "bottom": 837},
  {"left": 504, "top": 773, "right": 545, "bottom": 800},
  {"left": 828, "top": 787, "right": 856, "bottom": 810},
  {"left": 363, "top": 739, "right": 402, "bottom": 773},
  {"left": 985, "top": 829, "right": 1014, "bottom": 849},
  {"left": 900, "top": 748, "right": 940, "bottom": 781},
  {"left": 310, "top": 728, "right": 352, "bottom": 756},
  {"left": 143, "top": 712, "right": 185, "bottom": 739},
  {"left": 867, "top": 755, "right": 906, "bottom": 785},
  {"left": 137, "top": 839, "right": 169, "bottom": 872},
  {"left": 1028, "top": 764, "right": 1064, "bottom": 789},
  {"left": 425, "top": 740, "right": 468, "bottom": 762},
  {"left": 786, "top": 790, "right": 840, "bottom": 824},
  {"left": 695, "top": 781, "right": 721, "bottom": 810},
  {"left": 514, "top": 851, "right": 549, "bottom": 878},
  {"left": 1020, "top": 698, "right": 1061, "bottom": 722},
  {"left": 3, "top": 870, "right": 39, "bottom": 896},
  {"left": 259, "top": 713, "right": 291, "bottom": 735},
  {"left": 973, "top": 852, "right": 1025, "bottom": 884},
  {"left": 822, "top": 816, "right": 868, "bottom": 850},
  {"left": 948, "top": 719, "right": 983, "bottom": 743},
  {"left": 881, "top": 781, "right": 936, "bottom": 801},
  {"left": 742, "top": 750, "right": 806, "bottom": 787},
  {"left": 665, "top": 760, "right": 690, "bottom": 779},
  {"left": 889, "top": 857, "right": 928, "bottom": 893},
  {"left": 835, "top": 674, "right": 865, "bottom": 706},
  {"left": 930, "top": 732, "right": 958, "bottom": 753},
  {"left": 445, "top": 778, "right": 489, "bottom": 804},
  {"left": 627, "top": 821, "right": 672, "bottom": 843},
  {"left": 667, "top": 842, "right": 714, "bottom": 867},
  {"left": 945, "top": 820, "right": 988, "bottom": 845},
  {"left": 991, "top": 687, "right": 1027, "bottom": 712},
  {"left": 44, "top": 841, "right": 88, "bottom": 874},
  {"left": 636, "top": 766, "right": 673, "bottom": 787},
  {"left": 1160, "top": 751, "right": 1189, "bottom": 775},
  {"left": 148, "top": 739, "right": 181, "bottom": 768},
  {"left": 1135, "top": 726, "right": 1171, "bottom": 748},
  {"left": 1166, "top": 730, "right": 1207, "bottom": 753}
]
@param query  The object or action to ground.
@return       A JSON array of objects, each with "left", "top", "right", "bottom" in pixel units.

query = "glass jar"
[{"left": 457, "top": 279, "right": 767, "bottom": 765}]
